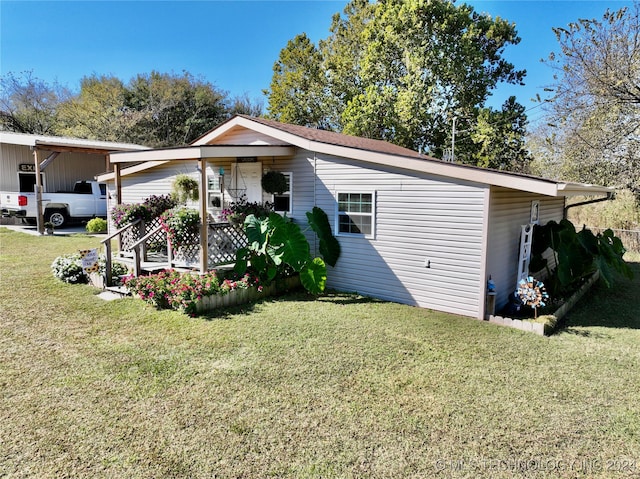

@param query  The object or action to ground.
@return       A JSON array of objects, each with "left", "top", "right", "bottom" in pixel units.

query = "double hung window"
[
  {"left": 273, "top": 172, "right": 292, "bottom": 214},
  {"left": 336, "top": 192, "right": 375, "bottom": 237}
]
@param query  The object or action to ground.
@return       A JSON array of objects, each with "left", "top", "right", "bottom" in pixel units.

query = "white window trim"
[
  {"left": 206, "top": 170, "right": 224, "bottom": 213},
  {"left": 335, "top": 190, "right": 376, "bottom": 239},
  {"left": 272, "top": 171, "right": 293, "bottom": 215}
]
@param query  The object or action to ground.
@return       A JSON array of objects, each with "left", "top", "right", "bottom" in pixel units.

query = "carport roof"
[{"left": 0, "top": 131, "right": 148, "bottom": 154}]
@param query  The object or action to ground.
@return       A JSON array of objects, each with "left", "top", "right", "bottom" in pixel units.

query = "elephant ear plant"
[
  {"left": 234, "top": 207, "right": 340, "bottom": 295},
  {"left": 530, "top": 219, "right": 633, "bottom": 296}
]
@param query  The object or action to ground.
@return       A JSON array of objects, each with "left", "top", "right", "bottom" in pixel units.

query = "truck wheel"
[{"left": 46, "top": 210, "right": 67, "bottom": 228}]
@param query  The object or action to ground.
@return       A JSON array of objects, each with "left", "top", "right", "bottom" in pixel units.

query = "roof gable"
[
  {"left": 205, "top": 124, "right": 288, "bottom": 146},
  {"left": 193, "top": 115, "right": 427, "bottom": 160}
]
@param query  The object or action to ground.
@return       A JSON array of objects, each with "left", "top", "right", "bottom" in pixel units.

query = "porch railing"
[
  {"left": 169, "top": 222, "right": 248, "bottom": 267},
  {"left": 101, "top": 219, "right": 247, "bottom": 286}
]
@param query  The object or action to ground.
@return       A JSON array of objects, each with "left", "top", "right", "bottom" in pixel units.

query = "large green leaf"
[
  {"left": 244, "top": 214, "right": 271, "bottom": 254},
  {"left": 234, "top": 247, "right": 249, "bottom": 274},
  {"left": 306, "top": 207, "right": 341, "bottom": 267},
  {"left": 300, "top": 257, "right": 327, "bottom": 294},
  {"left": 269, "top": 213, "right": 310, "bottom": 272},
  {"left": 577, "top": 227, "right": 599, "bottom": 255}
]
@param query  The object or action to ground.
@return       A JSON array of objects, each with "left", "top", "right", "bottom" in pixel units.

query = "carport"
[{"left": 0, "top": 132, "right": 147, "bottom": 234}]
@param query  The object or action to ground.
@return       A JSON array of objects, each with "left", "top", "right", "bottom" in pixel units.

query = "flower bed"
[
  {"left": 125, "top": 269, "right": 300, "bottom": 316},
  {"left": 487, "top": 271, "right": 600, "bottom": 336}
]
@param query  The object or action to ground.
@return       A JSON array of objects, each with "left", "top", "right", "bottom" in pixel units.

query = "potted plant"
[
  {"left": 44, "top": 221, "right": 55, "bottom": 235},
  {"left": 172, "top": 174, "right": 199, "bottom": 204}
]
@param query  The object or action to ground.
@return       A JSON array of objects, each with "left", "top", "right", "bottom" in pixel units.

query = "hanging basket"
[
  {"left": 261, "top": 171, "right": 288, "bottom": 195},
  {"left": 172, "top": 174, "right": 199, "bottom": 204}
]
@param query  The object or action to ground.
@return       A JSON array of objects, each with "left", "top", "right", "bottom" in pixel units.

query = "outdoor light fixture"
[{"left": 219, "top": 166, "right": 225, "bottom": 176}]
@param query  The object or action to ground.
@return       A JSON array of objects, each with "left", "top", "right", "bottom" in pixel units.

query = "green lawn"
[{"left": 1, "top": 228, "right": 639, "bottom": 478}]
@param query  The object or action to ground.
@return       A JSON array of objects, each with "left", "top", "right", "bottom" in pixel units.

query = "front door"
[{"left": 233, "top": 162, "right": 262, "bottom": 203}]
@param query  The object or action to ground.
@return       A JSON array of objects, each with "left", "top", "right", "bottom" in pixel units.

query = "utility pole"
[{"left": 451, "top": 116, "right": 457, "bottom": 163}]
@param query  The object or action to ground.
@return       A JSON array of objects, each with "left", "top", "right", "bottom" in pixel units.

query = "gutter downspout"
[{"left": 563, "top": 192, "right": 615, "bottom": 219}]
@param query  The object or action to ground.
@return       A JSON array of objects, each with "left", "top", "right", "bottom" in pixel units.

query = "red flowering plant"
[
  {"left": 111, "top": 203, "right": 152, "bottom": 229},
  {"left": 125, "top": 269, "right": 261, "bottom": 315},
  {"left": 160, "top": 207, "right": 200, "bottom": 249}
]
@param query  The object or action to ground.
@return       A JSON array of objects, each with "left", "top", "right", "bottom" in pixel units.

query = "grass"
[{"left": 1, "top": 227, "right": 639, "bottom": 478}]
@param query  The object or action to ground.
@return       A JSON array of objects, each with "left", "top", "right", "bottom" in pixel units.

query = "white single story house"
[{"left": 98, "top": 115, "right": 613, "bottom": 320}]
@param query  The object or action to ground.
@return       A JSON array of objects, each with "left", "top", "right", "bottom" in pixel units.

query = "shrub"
[
  {"left": 111, "top": 203, "right": 152, "bottom": 229},
  {"left": 51, "top": 253, "right": 128, "bottom": 284},
  {"left": 86, "top": 218, "right": 108, "bottom": 233},
  {"left": 234, "top": 208, "right": 340, "bottom": 295},
  {"left": 221, "top": 195, "right": 273, "bottom": 226},
  {"left": 530, "top": 219, "right": 633, "bottom": 295},
  {"left": 51, "top": 253, "right": 86, "bottom": 284},
  {"left": 110, "top": 194, "right": 176, "bottom": 229}
]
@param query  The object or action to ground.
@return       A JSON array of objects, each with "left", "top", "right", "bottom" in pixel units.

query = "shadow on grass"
[
  {"left": 199, "top": 289, "right": 383, "bottom": 321},
  {"left": 559, "top": 261, "right": 640, "bottom": 331}
]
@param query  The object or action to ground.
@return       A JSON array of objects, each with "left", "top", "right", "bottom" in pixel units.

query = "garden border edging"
[
  {"left": 194, "top": 275, "right": 301, "bottom": 313},
  {"left": 487, "top": 271, "right": 600, "bottom": 336}
]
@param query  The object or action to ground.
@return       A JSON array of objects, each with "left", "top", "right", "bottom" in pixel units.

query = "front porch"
[
  {"left": 101, "top": 217, "right": 247, "bottom": 285},
  {"left": 101, "top": 143, "right": 296, "bottom": 286}
]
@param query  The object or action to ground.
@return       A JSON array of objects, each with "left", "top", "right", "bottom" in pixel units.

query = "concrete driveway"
[{"left": 1, "top": 219, "right": 106, "bottom": 237}]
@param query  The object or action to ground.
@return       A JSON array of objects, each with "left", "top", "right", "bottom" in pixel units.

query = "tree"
[
  {"left": 56, "top": 74, "right": 131, "bottom": 142},
  {"left": 125, "top": 71, "right": 228, "bottom": 147},
  {"left": 540, "top": 2, "right": 640, "bottom": 200},
  {"left": 266, "top": 0, "right": 529, "bottom": 168},
  {"left": 2, "top": 70, "right": 261, "bottom": 146},
  {"left": 56, "top": 71, "right": 231, "bottom": 147},
  {"left": 265, "top": 34, "right": 330, "bottom": 129},
  {"left": 0, "top": 71, "right": 69, "bottom": 134},
  {"left": 469, "top": 97, "right": 531, "bottom": 172},
  {"left": 228, "top": 93, "right": 264, "bottom": 117}
]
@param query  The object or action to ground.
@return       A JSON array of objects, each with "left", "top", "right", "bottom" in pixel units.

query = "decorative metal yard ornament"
[{"left": 516, "top": 276, "right": 549, "bottom": 318}]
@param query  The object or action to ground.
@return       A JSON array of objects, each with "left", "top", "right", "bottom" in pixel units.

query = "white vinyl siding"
[
  {"left": 207, "top": 128, "right": 286, "bottom": 146},
  {"left": 485, "top": 187, "right": 565, "bottom": 312},
  {"left": 265, "top": 150, "right": 315, "bottom": 221},
  {"left": 310, "top": 155, "right": 486, "bottom": 318}
]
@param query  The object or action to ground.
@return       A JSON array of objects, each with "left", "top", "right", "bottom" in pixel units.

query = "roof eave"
[
  {"left": 557, "top": 183, "right": 615, "bottom": 197},
  {"left": 109, "top": 144, "right": 296, "bottom": 163}
]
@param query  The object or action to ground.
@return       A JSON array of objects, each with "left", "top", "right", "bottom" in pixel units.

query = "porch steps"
[{"left": 98, "top": 285, "right": 130, "bottom": 300}]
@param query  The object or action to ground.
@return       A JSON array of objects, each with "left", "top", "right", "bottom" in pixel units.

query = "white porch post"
[
  {"left": 114, "top": 163, "right": 122, "bottom": 206},
  {"left": 199, "top": 158, "right": 208, "bottom": 273}
]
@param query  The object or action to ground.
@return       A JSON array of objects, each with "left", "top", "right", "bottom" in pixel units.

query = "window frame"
[
  {"left": 335, "top": 190, "right": 376, "bottom": 239},
  {"left": 272, "top": 171, "right": 293, "bottom": 215},
  {"left": 206, "top": 171, "right": 224, "bottom": 212}
]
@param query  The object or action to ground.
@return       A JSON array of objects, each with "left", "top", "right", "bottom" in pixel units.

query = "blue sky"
[{"left": 0, "top": 0, "right": 633, "bottom": 124}]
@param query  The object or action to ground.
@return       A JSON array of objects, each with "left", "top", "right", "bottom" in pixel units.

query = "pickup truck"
[{"left": 1, "top": 180, "right": 107, "bottom": 227}]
